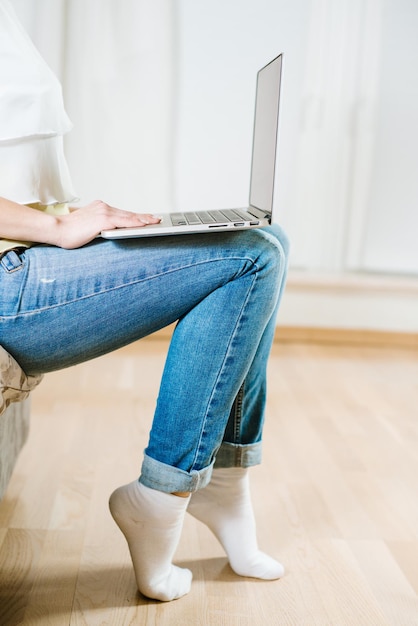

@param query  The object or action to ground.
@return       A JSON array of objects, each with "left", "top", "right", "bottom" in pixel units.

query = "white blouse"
[{"left": 0, "top": 0, "right": 77, "bottom": 206}]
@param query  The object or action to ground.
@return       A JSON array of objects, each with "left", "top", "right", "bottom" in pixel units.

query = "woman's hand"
[{"left": 53, "top": 200, "right": 161, "bottom": 249}]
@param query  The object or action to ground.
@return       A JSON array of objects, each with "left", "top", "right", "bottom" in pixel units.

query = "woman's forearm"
[{"left": 0, "top": 197, "right": 59, "bottom": 245}]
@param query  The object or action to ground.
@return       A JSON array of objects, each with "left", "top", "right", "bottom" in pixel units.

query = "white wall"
[
  {"left": 11, "top": 0, "right": 418, "bottom": 332},
  {"left": 359, "top": 0, "right": 418, "bottom": 274}
]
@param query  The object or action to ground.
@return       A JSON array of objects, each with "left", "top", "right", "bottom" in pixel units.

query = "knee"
[
  {"left": 254, "top": 224, "right": 290, "bottom": 275},
  {"left": 264, "top": 223, "right": 290, "bottom": 259}
]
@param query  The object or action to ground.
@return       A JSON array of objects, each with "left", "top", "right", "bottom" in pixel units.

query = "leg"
[
  {"left": 0, "top": 225, "right": 288, "bottom": 599},
  {"left": 188, "top": 227, "right": 289, "bottom": 578},
  {"left": 139, "top": 225, "right": 288, "bottom": 489},
  {"left": 109, "top": 226, "right": 288, "bottom": 597}
]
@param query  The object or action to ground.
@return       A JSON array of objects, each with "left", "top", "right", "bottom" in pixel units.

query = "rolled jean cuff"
[
  {"left": 214, "top": 441, "right": 262, "bottom": 468},
  {"left": 139, "top": 453, "right": 214, "bottom": 493}
]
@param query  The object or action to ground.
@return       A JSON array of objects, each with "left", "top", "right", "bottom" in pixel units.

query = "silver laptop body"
[{"left": 101, "top": 53, "right": 283, "bottom": 240}]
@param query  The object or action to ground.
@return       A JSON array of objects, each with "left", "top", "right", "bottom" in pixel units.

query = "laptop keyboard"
[{"left": 170, "top": 209, "right": 258, "bottom": 226}]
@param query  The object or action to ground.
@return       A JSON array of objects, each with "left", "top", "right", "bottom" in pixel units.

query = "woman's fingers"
[{"left": 55, "top": 201, "right": 161, "bottom": 248}]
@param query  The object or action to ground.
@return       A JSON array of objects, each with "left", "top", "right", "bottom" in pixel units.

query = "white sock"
[
  {"left": 187, "top": 467, "right": 284, "bottom": 580},
  {"left": 109, "top": 480, "right": 192, "bottom": 601}
]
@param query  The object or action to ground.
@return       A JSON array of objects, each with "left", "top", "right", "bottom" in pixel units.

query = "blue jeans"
[{"left": 0, "top": 225, "right": 289, "bottom": 492}]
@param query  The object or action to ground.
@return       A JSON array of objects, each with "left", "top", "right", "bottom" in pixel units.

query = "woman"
[{"left": 0, "top": 0, "right": 289, "bottom": 602}]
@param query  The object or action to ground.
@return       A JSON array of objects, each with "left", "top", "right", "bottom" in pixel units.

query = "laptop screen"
[{"left": 249, "top": 54, "right": 282, "bottom": 214}]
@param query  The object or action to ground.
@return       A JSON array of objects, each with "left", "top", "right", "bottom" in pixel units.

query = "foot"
[
  {"left": 109, "top": 480, "right": 192, "bottom": 601},
  {"left": 188, "top": 467, "right": 284, "bottom": 580}
]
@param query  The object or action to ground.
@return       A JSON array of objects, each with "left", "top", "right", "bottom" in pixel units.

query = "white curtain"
[
  {"left": 12, "top": 0, "right": 176, "bottom": 211},
  {"left": 11, "top": 0, "right": 418, "bottom": 277},
  {"left": 295, "top": 0, "right": 418, "bottom": 275}
]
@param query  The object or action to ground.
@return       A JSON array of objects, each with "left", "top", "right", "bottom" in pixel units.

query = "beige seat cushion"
[{"left": 0, "top": 345, "right": 43, "bottom": 416}]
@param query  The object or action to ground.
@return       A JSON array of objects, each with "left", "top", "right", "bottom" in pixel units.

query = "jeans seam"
[
  {"left": 232, "top": 383, "right": 245, "bottom": 464},
  {"left": 232, "top": 382, "right": 244, "bottom": 443}
]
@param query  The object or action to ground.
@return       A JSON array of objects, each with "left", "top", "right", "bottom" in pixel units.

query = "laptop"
[{"left": 101, "top": 53, "right": 283, "bottom": 240}]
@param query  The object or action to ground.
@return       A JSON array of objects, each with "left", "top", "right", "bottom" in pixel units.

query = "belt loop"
[{"left": 0, "top": 249, "right": 25, "bottom": 272}]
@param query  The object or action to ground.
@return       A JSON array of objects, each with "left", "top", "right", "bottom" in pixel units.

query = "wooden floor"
[{"left": 1, "top": 339, "right": 418, "bottom": 625}]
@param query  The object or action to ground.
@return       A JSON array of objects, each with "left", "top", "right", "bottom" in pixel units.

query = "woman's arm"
[{"left": 0, "top": 197, "right": 160, "bottom": 249}]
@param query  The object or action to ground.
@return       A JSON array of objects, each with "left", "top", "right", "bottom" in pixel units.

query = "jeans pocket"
[{"left": 0, "top": 249, "right": 25, "bottom": 273}]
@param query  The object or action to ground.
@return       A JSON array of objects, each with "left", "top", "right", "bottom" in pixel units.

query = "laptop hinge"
[{"left": 248, "top": 205, "right": 271, "bottom": 220}]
